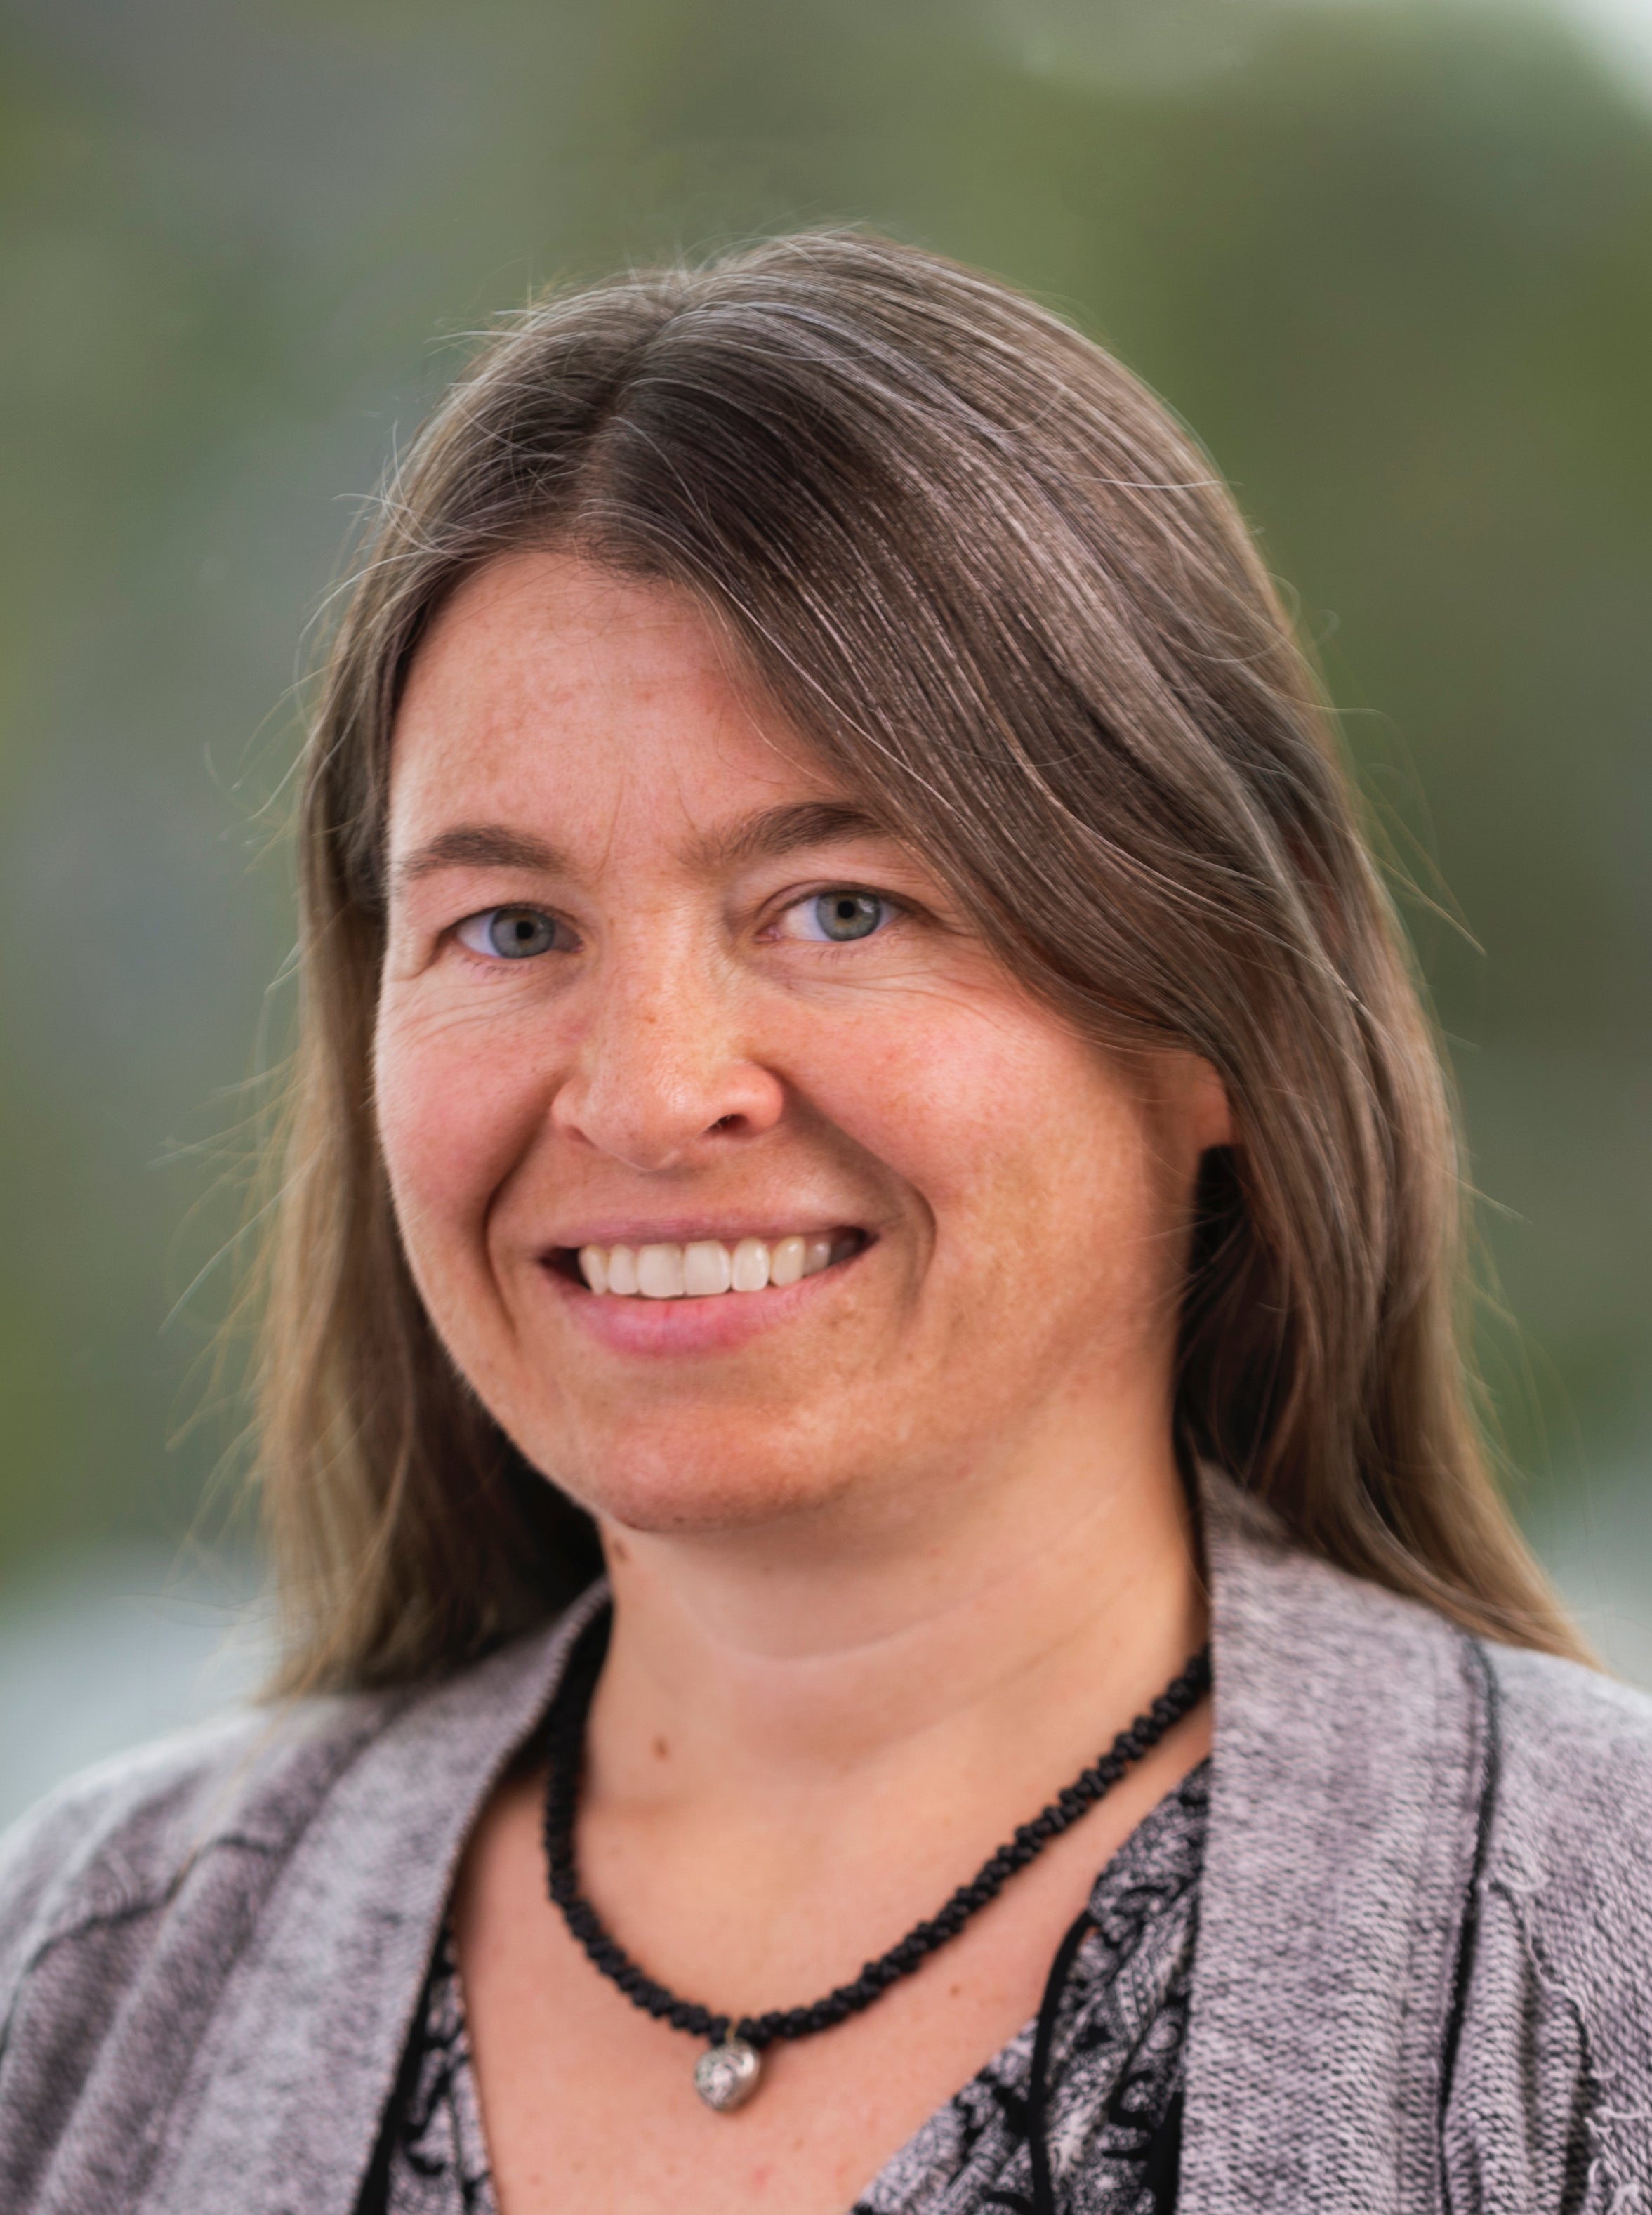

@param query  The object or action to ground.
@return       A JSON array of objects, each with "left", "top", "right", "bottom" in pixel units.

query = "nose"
[{"left": 550, "top": 941, "right": 786, "bottom": 1171}]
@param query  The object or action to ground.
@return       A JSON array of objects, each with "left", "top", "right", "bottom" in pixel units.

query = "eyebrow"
[
  {"left": 392, "top": 801, "right": 890, "bottom": 894},
  {"left": 686, "top": 800, "right": 889, "bottom": 872},
  {"left": 393, "top": 824, "right": 572, "bottom": 890}
]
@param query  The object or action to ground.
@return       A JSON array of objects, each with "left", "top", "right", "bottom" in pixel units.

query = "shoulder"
[
  {"left": 0, "top": 1612, "right": 583, "bottom": 2212},
  {"left": 0, "top": 1678, "right": 435, "bottom": 2214},
  {"left": 1432, "top": 1645, "right": 1652, "bottom": 2200},
  {"left": 1482, "top": 1639, "right": 1652, "bottom": 1935},
  {"left": 0, "top": 1688, "right": 399, "bottom": 2005}
]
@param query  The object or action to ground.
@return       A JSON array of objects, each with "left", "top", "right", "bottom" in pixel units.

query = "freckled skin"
[
  {"left": 378, "top": 551, "right": 1230, "bottom": 2215},
  {"left": 378, "top": 554, "right": 1228, "bottom": 1561}
]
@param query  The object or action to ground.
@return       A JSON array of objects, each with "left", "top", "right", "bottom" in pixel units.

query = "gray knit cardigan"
[{"left": 3, "top": 1475, "right": 1651, "bottom": 2212}]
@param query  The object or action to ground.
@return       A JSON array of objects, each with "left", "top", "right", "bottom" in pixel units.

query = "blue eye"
[
  {"left": 792, "top": 890, "right": 891, "bottom": 942},
  {"left": 456, "top": 907, "right": 571, "bottom": 959}
]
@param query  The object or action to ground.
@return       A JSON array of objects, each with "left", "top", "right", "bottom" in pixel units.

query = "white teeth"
[
  {"left": 769, "top": 1235, "right": 806, "bottom": 1287},
  {"left": 682, "top": 1240, "right": 732, "bottom": 1296},
  {"left": 731, "top": 1237, "right": 769, "bottom": 1292},
  {"left": 575, "top": 1232, "right": 857, "bottom": 1299},
  {"left": 637, "top": 1244, "right": 686, "bottom": 1299}
]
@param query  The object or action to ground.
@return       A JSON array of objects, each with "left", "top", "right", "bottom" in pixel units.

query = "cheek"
[
  {"left": 792, "top": 1000, "right": 1163, "bottom": 1269},
  {"left": 373, "top": 1001, "right": 542, "bottom": 1266}
]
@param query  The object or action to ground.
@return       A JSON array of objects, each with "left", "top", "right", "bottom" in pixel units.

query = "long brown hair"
[{"left": 257, "top": 229, "right": 1582, "bottom": 1693}]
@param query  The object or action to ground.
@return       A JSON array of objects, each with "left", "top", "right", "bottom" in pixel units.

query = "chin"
[{"left": 535, "top": 1420, "right": 857, "bottom": 1541}]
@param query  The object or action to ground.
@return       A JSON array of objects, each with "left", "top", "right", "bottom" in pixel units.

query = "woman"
[{"left": 1, "top": 232, "right": 1648, "bottom": 2215}]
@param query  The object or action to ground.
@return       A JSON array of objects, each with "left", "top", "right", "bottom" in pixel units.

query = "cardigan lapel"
[
  {"left": 133, "top": 1584, "right": 607, "bottom": 2215},
  {"left": 1181, "top": 1478, "right": 1491, "bottom": 2214}
]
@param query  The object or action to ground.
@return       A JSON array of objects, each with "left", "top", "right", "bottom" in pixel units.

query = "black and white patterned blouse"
[{"left": 370, "top": 1763, "right": 1207, "bottom": 2215}]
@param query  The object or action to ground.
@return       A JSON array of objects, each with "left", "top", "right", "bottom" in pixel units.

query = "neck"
[{"left": 588, "top": 1414, "right": 1205, "bottom": 1810}]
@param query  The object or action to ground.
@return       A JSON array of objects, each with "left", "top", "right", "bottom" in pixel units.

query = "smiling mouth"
[{"left": 553, "top": 1230, "right": 869, "bottom": 1299}]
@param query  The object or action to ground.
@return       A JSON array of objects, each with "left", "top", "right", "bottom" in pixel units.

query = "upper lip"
[{"left": 543, "top": 1218, "right": 865, "bottom": 1251}]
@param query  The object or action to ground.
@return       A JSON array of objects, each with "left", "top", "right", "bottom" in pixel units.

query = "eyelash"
[
  {"left": 450, "top": 885, "right": 904, "bottom": 965},
  {"left": 767, "top": 887, "right": 902, "bottom": 945}
]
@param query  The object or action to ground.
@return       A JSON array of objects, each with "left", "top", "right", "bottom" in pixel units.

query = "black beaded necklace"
[{"left": 541, "top": 1603, "right": 1211, "bottom": 2112}]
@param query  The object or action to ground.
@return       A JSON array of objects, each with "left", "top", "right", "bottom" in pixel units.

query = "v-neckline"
[{"left": 403, "top": 1760, "right": 1208, "bottom": 2215}]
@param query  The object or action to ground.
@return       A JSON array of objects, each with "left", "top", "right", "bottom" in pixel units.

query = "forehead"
[{"left": 387, "top": 548, "right": 847, "bottom": 861}]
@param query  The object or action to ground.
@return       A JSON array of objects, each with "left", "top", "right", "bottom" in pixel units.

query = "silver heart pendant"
[{"left": 694, "top": 2035, "right": 763, "bottom": 2112}]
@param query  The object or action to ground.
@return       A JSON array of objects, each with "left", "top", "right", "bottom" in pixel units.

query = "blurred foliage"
[{"left": 0, "top": 0, "right": 1646, "bottom": 1579}]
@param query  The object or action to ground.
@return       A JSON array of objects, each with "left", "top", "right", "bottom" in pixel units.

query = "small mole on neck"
[{"left": 652, "top": 1735, "right": 670, "bottom": 1761}]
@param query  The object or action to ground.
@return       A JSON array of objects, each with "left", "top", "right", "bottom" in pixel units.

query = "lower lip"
[{"left": 543, "top": 1247, "right": 868, "bottom": 1357}]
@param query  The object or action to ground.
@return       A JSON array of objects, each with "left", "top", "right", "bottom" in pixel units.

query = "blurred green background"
[{"left": 1, "top": 0, "right": 1648, "bottom": 1803}]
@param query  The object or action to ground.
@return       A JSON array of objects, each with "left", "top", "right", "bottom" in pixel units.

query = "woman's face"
[{"left": 377, "top": 551, "right": 1229, "bottom": 1544}]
